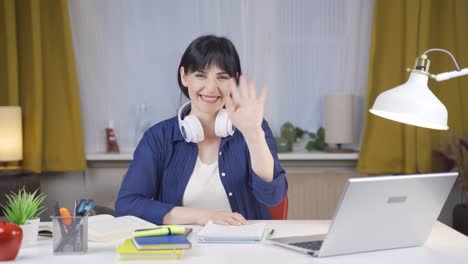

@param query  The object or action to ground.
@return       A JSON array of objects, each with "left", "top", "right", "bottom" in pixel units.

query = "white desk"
[{"left": 15, "top": 220, "right": 468, "bottom": 263}]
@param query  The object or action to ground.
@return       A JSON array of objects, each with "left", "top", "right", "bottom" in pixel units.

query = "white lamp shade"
[
  {"left": 325, "top": 94, "right": 354, "bottom": 144},
  {"left": 0, "top": 106, "right": 23, "bottom": 162},
  {"left": 369, "top": 72, "right": 448, "bottom": 130}
]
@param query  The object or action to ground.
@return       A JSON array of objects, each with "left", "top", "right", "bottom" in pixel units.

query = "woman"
[{"left": 115, "top": 35, "right": 287, "bottom": 225}]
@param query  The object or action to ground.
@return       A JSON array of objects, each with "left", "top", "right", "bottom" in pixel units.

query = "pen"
[
  {"left": 59, "top": 208, "right": 73, "bottom": 225},
  {"left": 54, "top": 201, "right": 69, "bottom": 252},
  {"left": 73, "top": 200, "right": 77, "bottom": 217},
  {"left": 54, "top": 201, "right": 60, "bottom": 216},
  {"left": 268, "top": 229, "right": 275, "bottom": 238},
  {"left": 75, "top": 199, "right": 87, "bottom": 216},
  {"left": 83, "top": 200, "right": 94, "bottom": 216}
]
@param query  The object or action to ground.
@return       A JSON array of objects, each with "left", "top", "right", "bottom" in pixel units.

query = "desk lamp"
[
  {"left": 0, "top": 106, "right": 23, "bottom": 173},
  {"left": 369, "top": 48, "right": 468, "bottom": 130}
]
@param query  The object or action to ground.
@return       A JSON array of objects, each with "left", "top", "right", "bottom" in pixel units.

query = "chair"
[
  {"left": 268, "top": 196, "right": 288, "bottom": 220},
  {"left": 91, "top": 205, "right": 115, "bottom": 216}
]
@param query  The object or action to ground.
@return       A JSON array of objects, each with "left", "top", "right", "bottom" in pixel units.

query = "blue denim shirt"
[{"left": 115, "top": 116, "right": 288, "bottom": 224}]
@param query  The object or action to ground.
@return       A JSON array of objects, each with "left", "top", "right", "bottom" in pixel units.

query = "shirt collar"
[
  {"left": 220, "top": 132, "right": 235, "bottom": 149},
  {"left": 172, "top": 117, "right": 185, "bottom": 142}
]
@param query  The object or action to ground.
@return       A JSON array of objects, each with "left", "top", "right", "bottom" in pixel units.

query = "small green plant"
[
  {"left": 1, "top": 187, "right": 47, "bottom": 225},
  {"left": 276, "top": 122, "right": 329, "bottom": 152},
  {"left": 280, "top": 122, "right": 296, "bottom": 144},
  {"left": 306, "top": 127, "right": 328, "bottom": 151},
  {"left": 294, "top": 127, "right": 306, "bottom": 140}
]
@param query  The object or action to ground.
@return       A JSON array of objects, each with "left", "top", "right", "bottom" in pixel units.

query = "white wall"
[{"left": 68, "top": 0, "right": 374, "bottom": 154}]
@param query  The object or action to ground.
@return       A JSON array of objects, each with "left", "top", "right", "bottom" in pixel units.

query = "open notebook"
[
  {"left": 87, "top": 214, "right": 157, "bottom": 242},
  {"left": 39, "top": 214, "right": 157, "bottom": 242},
  {"left": 197, "top": 221, "right": 267, "bottom": 243}
]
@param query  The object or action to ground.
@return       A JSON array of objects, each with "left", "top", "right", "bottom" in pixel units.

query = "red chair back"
[{"left": 268, "top": 196, "right": 288, "bottom": 220}]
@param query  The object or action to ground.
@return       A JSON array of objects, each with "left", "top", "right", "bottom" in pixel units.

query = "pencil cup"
[{"left": 51, "top": 216, "right": 88, "bottom": 255}]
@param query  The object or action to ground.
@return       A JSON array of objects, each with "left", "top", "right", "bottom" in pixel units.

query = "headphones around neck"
[{"left": 178, "top": 101, "right": 235, "bottom": 143}]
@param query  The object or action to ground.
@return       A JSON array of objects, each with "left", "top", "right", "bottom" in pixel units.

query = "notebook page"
[
  {"left": 197, "top": 222, "right": 267, "bottom": 241},
  {"left": 88, "top": 214, "right": 157, "bottom": 242}
]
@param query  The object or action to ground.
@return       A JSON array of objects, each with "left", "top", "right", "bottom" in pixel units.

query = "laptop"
[{"left": 269, "top": 172, "right": 457, "bottom": 257}]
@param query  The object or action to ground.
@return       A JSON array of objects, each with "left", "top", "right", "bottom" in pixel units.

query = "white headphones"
[{"left": 178, "top": 101, "right": 235, "bottom": 143}]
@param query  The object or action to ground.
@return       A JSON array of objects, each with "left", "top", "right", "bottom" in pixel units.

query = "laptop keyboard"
[{"left": 289, "top": 240, "right": 323, "bottom": 250}]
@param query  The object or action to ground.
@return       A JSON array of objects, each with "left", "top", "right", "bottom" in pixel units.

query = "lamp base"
[
  {"left": 326, "top": 143, "right": 355, "bottom": 153},
  {"left": 326, "top": 148, "right": 355, "bottom": 153},
  {"left": 0, "top": 166, "right": 23, "bottom": 176}
]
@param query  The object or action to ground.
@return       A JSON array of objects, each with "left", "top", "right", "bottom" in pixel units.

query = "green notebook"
[{"left": 116, "top": 239, "right": 184, "bottom": 261}]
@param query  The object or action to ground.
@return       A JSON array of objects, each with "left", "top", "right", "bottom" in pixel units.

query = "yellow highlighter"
[{"left": 132, "top": 225, "right": 185, "bottom": 238}]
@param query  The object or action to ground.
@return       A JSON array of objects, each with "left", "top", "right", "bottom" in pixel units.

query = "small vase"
[
  {"left": 280, "top": 122, "right": 296, "bottom": 146},
  {"left": 275, "top": 137, "right": 292, "bottom": 153},
  {"left": 20, "top": 218, "right": 39, "bottom": 247},
  {"left": 134, "top": 103, "right": 152, "bottom": 147},
  {"left": 293, "top": 135, "right": 310, "bottom": 152}
]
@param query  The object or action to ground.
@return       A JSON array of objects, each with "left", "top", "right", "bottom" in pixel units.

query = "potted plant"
[
  {"left": 433, "top": 135, "right": 468, "bottom": 235},
  {"left": 1, "top": 187, "right": 47, "bottom": 247},
  {"left": 305, "top": 127, "right": 328, "bottom": 151},
  {"left": 277, "top": 122, "right": 296, "bottom": 152},
  {"left": 275, "top": 122, "right": 328, "bottom": 152}
]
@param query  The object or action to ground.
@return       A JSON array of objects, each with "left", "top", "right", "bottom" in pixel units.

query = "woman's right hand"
[
  {"left": 163, "top": 206, "right": 249, "bottom": 226},
  {"left": 200, "top": 210, "right": 249, "bottom": 226}
]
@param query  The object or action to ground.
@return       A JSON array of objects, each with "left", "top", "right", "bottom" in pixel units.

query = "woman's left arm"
[
  {"left": 243, "top": 124, "right": 274, "bottom": 182},
  {"left": 246, "top": 120, "right": 288, "bottom": 206},
  {"left": 226, "top": 76, "right": 288, "bottom": 205}
]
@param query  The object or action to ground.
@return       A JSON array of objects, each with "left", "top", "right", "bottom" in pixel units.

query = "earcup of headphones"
[
  {"left": 181, "top": 115, "right": 204, "bottom": 143},
  {"left": 215, "top": 109, "right": 235, "bottom": 137}
]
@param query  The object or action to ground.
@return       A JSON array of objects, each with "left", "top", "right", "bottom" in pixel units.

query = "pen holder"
[{"left": 51, "top": 216, "right": 88, "bottom": 255}]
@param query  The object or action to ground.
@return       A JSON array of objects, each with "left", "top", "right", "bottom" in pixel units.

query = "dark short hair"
[{"left": 177, "top": 35, "right": 242, "bottom": 98}]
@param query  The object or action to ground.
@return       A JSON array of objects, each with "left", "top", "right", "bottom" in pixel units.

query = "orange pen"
[{"left": 59, "top": 207, "right": 73, "bottom": 225}]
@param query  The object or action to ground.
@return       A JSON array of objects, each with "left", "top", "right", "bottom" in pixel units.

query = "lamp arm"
[
  {"left": 422, "top": 48, "right": 461, "bottom": 71},
  {"left": 434, "top": 68, "right": 468, "bottom": 81},
  {"left": 419, "top": 49, "right": 468, "bottom": 81}
]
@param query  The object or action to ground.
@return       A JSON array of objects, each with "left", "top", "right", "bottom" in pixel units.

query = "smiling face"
[{"left": 179, "top": 64, "right": 234, "bottom": 115}]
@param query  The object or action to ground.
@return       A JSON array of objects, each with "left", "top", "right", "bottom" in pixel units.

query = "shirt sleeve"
[
  {"left": 114, "top": 128, "right": 175, "bottom": 225},
  {"left": 249, "top": 120, "right": 288, "bottom": 206}
]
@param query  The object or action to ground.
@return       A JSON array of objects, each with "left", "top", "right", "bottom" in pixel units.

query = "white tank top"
[{"left": 182, "top": 157, "right": 232, "bottom": 212}]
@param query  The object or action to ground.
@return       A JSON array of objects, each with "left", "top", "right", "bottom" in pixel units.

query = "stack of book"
[{"left": 115, "top": 225, "right": 192, "bottom": 261}]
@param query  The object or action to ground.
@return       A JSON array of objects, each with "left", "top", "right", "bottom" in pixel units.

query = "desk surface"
[{"left": 16, "top": 220, "right": 468, "bottom": 264}]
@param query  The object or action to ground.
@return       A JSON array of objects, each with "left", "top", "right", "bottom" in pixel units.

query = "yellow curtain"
[
  {"left": 358, "top": 0, "right": 468, "bottom": 174},
  {"left": 0, "top": 0, "right": 86, "bottom": 172}
]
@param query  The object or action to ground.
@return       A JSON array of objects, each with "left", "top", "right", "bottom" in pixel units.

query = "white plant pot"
[
  {"left": 292, "top": 135, "right": 310, "bottom": 152},
  {"left": 20, "top": 218, "right": 40, "bottom": 247}
]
